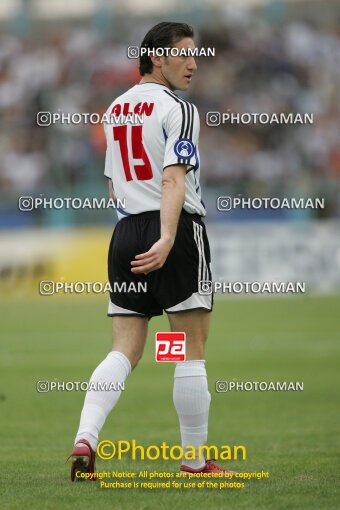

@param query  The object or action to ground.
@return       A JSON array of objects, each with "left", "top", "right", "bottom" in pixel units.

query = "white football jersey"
[{"left": 103, "top": 82, "right": 206, "bottom": 220}]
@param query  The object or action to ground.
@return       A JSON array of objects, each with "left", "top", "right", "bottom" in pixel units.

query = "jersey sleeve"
[
  {"left": 163, "top": 101, "right": 199, "bottom": 172},
  {"left": 103, "top": 123, "right": 112, "bottom": 179},
  {"left": 104, "top": 146, "right": 112, "bottom": 179}
]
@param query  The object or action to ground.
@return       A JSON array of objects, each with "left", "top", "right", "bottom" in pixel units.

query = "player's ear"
[{"left": 150, "top": 55, "right": 162, "bottom": 68}]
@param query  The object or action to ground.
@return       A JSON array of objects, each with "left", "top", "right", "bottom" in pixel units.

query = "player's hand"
[{"left": 131, "top": 237, "right": 174, "bottom": 275}]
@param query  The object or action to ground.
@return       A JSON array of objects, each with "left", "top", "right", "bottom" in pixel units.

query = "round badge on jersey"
[{"left": 174, "top": 138, "right": 195, "bottom": 159}]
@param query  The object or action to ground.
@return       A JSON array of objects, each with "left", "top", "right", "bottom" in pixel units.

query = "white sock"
[
  {"left": 75, "top": 351, "right": 131, "bottom": 450},
  {"left": 173, "top": 360, "right": 211, "bottom": 469}
]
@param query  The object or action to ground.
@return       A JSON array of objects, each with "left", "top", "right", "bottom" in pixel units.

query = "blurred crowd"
[{"left": 0, "top": 15, "right": 339, "bottom": 223}]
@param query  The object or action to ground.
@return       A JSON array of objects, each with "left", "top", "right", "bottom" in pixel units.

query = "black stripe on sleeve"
[
  {"left": 164, "top": 90, "right": 195, "bottom": 164},
  {"left": 189, "top": 103, "right": 194, "bottom": 141},
  {"left": 164, "top": 90, "right": 187, "bottom": 162}
]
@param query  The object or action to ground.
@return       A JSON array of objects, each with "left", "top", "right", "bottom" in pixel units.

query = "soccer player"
[{"left": 70, "top": 21, "right": 232, "bottom": 480}]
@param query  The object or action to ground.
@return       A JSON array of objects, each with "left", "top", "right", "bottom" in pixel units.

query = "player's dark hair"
[{"left": 139, "top": 22, "right": 194, "bottom": 76}]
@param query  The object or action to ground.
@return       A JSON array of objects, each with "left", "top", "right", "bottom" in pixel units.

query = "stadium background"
[{"left": 0, "top": 1, "right": 339, "bottom": 509}]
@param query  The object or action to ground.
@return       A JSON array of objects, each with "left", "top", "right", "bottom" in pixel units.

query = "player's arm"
[
  {"left": 131, "top": 164, "right": 186, "bottom": 275},
  {"left": 160, "top": 164, "right": 186, "bottom": 242},
  {"left": 107, "top": 178, "right": 116, "bottom": 201}
]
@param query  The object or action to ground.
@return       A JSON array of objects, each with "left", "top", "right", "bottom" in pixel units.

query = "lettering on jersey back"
[{"left": 111, "top": 102, "right": 154, "bottom": 117}]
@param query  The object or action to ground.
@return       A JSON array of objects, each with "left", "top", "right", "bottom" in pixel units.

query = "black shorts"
[{"left": 107, "top": 209, "right": 213, "bottom": 318}]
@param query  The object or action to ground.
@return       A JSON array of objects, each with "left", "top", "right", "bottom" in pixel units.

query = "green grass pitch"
[{"left": 0, "top": 295, "right": 339, "bottom": 510}]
